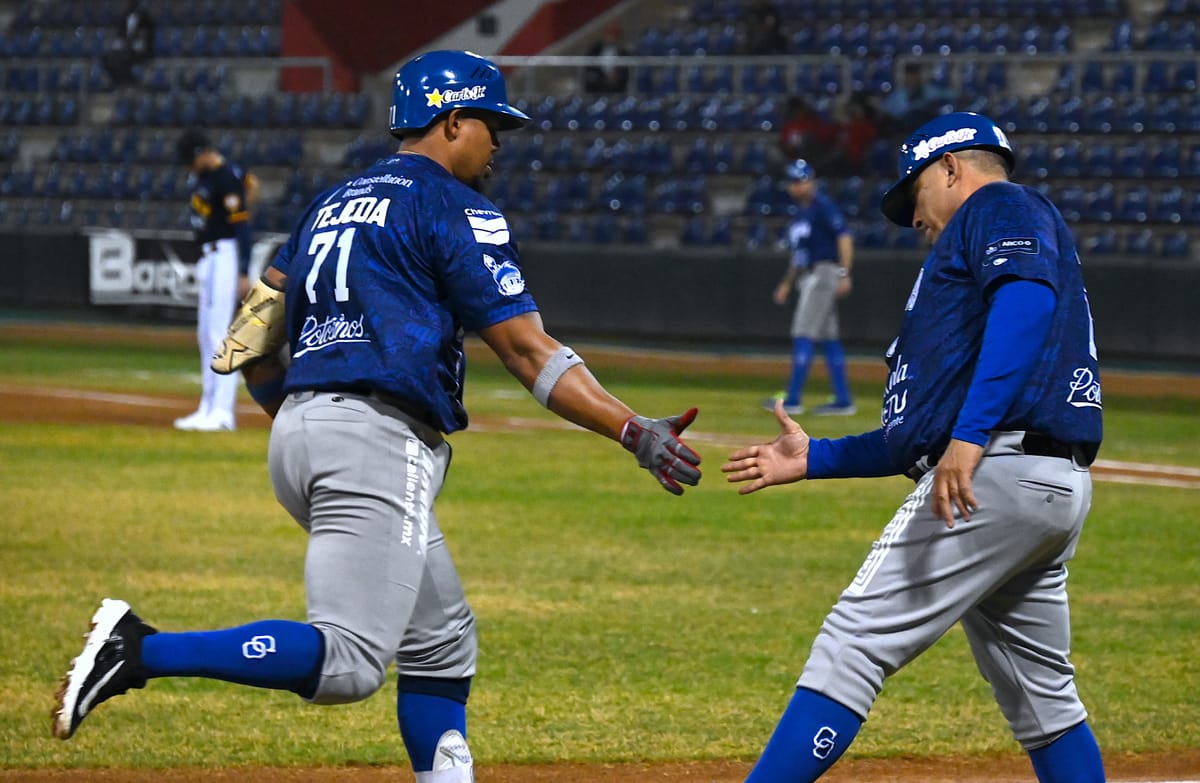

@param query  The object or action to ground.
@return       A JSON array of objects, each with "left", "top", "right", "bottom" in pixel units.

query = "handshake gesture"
[{"left": 620, "top": 408, "right": 702, "bottom": 495}]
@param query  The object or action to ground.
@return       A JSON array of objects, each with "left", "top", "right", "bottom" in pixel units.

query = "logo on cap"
[{"left": 911, "top": 127, "right": 978, "bottom": 161}]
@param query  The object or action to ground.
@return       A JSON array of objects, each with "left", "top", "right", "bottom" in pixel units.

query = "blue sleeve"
[
  {"left": 807, "top": 427, "right": 900, "bottom": 478},
  {"left": 952, "top": 279, "right": 1056, "bottom": 446}
]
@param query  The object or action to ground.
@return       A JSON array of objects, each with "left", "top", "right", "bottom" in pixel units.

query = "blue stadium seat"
[
  {"left": 1021, "top": 141, "right": 1051, "bottom": 178},
  {"left": 1117, "top": 186, "right": 1151, "bottom": 222},
  {"left": 742, "top": 219, "right": 770, "bottom": 250},
  {"left": 1160, "top": 231, "right": 1192, "bottom": 258},
  {"left": 1083, "top": 183, "right": 1115, "bottom": 222},
  {"left": 1123, "top": 229, "right": 1155, "bottom": 255},
  {"left": 1152, "top": 186, "right": 1187, "bottom": 223},
  {"left": 1056, "top": 185, "right": 1084, "bottom": 221},
  {"left": 1115, "top": 142, "right": 1148, "bottom": 177},
  {"left": 1084, "top": 142, "right": 1115, "bottom": 177},
  {"left": 1081, "top": 229, "right": 1118, "bottom": 256},
  {"left": 1148, "top": 139, "right": 1181, "bottom": 177},
  {"left": 1106, "top": 19, "right": 1134, "bottom": 51},
  {"left": 1173, "top": 61, "right": 1198, "bottom": 92},
  {"left": 680, "top": 215, "right": 707, "bottom": 245},
  {"left": 709, "top": 216, "right": 733, "bottom": 245},
  {"left": 1052, "top": 141, "right": 1083, "bottom": 178},
  {"left": 590, "top": 214, "right": 618, "bottom": 244},
  {"left": 621, "top": 215, "right": 648, "bottom": 244},
  {"left": 1143, "top": 60, "right": 1171, "bottom": 93}
]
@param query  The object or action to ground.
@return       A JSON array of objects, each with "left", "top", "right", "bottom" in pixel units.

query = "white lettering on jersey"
[
  {"left": 293, "top": 313, "right": 370, "bottom": 358},
  {"left": 986, "top": 237, "right": 1040, "bottom": 256},
  {"left": 466, "top": 210, "right": 511, "bottom": 245},
  {"left": 1066, "top": 367, "right": 1102, "bottom": 409},
  {"left": 313, "top": 197, "right": 392, "bottom": 230}
]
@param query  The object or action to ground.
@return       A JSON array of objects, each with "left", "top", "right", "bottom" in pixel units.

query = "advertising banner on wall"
[{"left": 86, "top": 229, "right": 288, "bottom": 309}]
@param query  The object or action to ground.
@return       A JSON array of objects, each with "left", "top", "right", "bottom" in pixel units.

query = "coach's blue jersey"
[
  {"left": 271, "top": 152, "right": 538, "bottom": 434},
  {"left": 880, "top": 181, "right": 1102, "bottom": 469},
  {"left": 785, "top": 191, "right": 849, "bottom": 269}
]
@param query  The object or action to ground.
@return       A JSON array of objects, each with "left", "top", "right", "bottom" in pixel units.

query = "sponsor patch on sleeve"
[
  {"left": 985, "top": 237, "right": 1039, "bottom": 256},
  {"left": 465, "top": 209, "right": 511, "bottom": 246}
]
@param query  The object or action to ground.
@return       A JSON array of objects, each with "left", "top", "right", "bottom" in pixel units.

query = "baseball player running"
[
  {"left": 766, "top": 159, "right": 855, "bottom": 417},
  {"left": 52, "top": 50, "right": 702, "bottom": 783},
  {"left": 723, "top": 112, "right": 1106, "bottom": 782},
  {"left": 173, "top": 130, "right": 257, "bottom": 432}
]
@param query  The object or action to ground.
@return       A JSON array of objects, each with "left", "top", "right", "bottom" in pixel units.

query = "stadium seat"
[
  {"left": 1160, "top": 231, "right": 1192, "bottom": 258},
  {"left": 1123, "top": 229, "right": 1155, "bottom": 254},
  {"left": 1081, "top": 229, "right": 1118, "bottom": 256},
  {"left": 1148, "top": 140, "right": 1181, "bottom": 177},
  {"left": 1056, "top": 184, "right": 1085, "bottom": 222},
  {"left": 1115, "top": 142, "right": 1148, "bottom": 177},
  {"left": 1083, "top": 183, "right": 1115, "bottom": 222},
  {"left": 1152, "top": 186, "right": 1187, "bottom": 223},
  {"left": 1117, "top": 186, "right": 1151, "bottom": 222}
]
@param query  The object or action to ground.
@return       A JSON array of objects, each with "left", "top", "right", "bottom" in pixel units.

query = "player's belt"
[
  {"left": 341, "top": 386, "right": 444, "bottom": 446},
  {"left": 905, "top": 431, "right": 1086, "bottom": 481}
]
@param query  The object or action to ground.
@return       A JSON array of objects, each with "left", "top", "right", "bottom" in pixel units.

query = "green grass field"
[{"left": 1, "top": 327, "right": 1198, "bottom": 769}]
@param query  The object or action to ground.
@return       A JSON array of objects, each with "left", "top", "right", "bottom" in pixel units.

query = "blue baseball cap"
[
  {"left": 785, "top": 158, "right": 814, "bottom": 181},
  {"left": 879, "top": 111, "right": 1015, "bottom": 227}
]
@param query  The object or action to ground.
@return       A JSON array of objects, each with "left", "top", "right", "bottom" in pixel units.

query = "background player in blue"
[
  {"left": 766, "top": 159, "right": 855, "bottom": 417},
  {"left": 53, "top": 51, "right": 702, "bottom": 782},
  {"left": 723, "top": 112, "right": 1106, "bottom": 782},
  {"left": 173, "top": 130, "right": 258, "bottom": 432}
]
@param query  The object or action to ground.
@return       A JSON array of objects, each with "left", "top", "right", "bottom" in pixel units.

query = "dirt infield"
[
  {"left": 3, "top": 751, "right": 1200, "bottom": 782},
  {"left": 4, "top": 322, "right": 1199, "bottom": 780}
]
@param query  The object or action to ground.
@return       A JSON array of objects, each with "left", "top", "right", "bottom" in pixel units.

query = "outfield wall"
[{"left": 3, "top": 230, "right": 1198, "bottom": 364}]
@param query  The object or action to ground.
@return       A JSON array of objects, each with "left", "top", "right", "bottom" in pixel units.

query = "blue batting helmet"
[
  {"left": 880, "top": 111, "right": 1015, "bottom": 226},
  {"left": 389, "top": 50, "right": 531, "bottom": 138},
  {"left": 785, "top": 158, "right": 815, "bottom": 181}
]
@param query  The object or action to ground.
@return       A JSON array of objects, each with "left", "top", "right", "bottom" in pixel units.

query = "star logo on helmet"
[{"left": 426, "top": 89, "right": 445, "bottom": 109}]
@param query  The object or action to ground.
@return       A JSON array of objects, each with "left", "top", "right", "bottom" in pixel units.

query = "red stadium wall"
[{"left": 280, "top": 0, "right": 621, "bottom": 91}]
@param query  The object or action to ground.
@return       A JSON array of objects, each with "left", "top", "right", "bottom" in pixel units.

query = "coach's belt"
[{"left": 905, "top": 431, "right": 1085, "bottom": 481}]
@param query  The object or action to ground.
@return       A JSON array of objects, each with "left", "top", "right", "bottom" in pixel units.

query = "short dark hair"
[{"left": 176, "top": 130, "right": 210, "bottom": 165}]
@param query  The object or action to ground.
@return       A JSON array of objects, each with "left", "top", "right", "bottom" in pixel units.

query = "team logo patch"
[
  {"left": 812, "top": 726, "right": 838, "bottom": 760},
  {"left": 466, "top": 209, "right": 511, "bottom": 245},
  {"left": 224, "top": 193, "right": 241, "bottom": 212},
  {"left": 483, "top": 253, "right": 525, "bottom": 296},
  {"left": 242, "top": 635, "right": 276, "bottom": 659},
  {"left": 986, "top": 237, "right": 1039, "bottom": 256}
]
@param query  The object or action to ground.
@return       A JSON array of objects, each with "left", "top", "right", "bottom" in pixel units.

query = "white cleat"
[
  {"left": 416, "top": 729, "right": 474, "bottom": 782},
  {"left": 174, "top": 411, "right": 235, "bottom": 432}
]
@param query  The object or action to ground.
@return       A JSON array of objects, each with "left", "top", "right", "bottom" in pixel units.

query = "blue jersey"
[
  {"left": 880, "top": 181, "right": 1102, "bottom": 469},
  {"left": 271, "top": 153, "right": 538, "bottom": 434},
  {"left": 785, "top": 191, "right": 849, "bottom": 270}
]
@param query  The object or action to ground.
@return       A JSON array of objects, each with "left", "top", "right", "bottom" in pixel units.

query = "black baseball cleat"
[{"left": 52, "top": 598, "right": 156, "bottom": 740}]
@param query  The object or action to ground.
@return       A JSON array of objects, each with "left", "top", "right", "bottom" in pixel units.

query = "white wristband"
[{"left": 532, "top": 346, "right": 585, "bottom": 407}]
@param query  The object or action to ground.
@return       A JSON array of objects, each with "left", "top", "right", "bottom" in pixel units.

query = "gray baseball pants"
[
  {"left": 269, "top": 391, "right": 477, "bottom": 705},
  {"left": 798, "top": 431, "right": 1093, "bottom": 748}
]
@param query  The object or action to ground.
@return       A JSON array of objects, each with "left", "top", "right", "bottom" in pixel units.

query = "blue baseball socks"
[
  {"left": 398, "top": 676, "right": 473, "bottom": 782},
  {"left": 745, "top": 687, "right": 863, "bottom": 782},
  {"left": 785, "top": 337, "right": 815, "bottom": 406},
  {"left": 1028, "top": 721, "right": 1106, "bottom": 783},
  {"left": 140, "top": 619, "right": 324, "bottom": 696},
  {"left": 821, "top": 340, "right": 853, "bottom": 407}
]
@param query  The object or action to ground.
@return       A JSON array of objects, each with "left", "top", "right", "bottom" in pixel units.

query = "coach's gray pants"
[
  {"left": 269, "top": 391, "right": 477, "bottom": 705},
  {"left": 798, "top": 431, "right": 1092, "bottom": 748}
]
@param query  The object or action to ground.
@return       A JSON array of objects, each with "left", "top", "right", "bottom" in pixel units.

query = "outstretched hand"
[
  {"left": 620, "top": 408, "right": 702, "bottom": 495},
  {"left": 721, "top": 400, "right": 811, "bottom": 494}
]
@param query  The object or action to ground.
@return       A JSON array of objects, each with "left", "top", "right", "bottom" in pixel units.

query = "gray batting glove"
[{"left": 620, "top": 408, "right": 702, "bottom": 495}]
